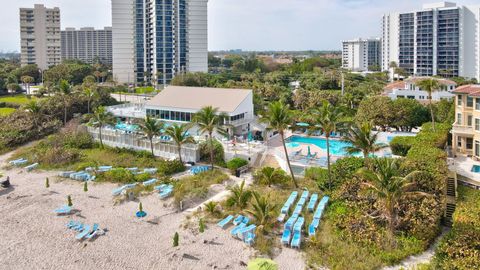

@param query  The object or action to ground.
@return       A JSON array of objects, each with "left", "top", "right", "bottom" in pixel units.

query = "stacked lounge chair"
[
  {"left": 190, "top": 166, "right": 211, "bottom": 175},
  {"left": 277, "top": 191, "right": 298, "bottom": 222},
  {"left": 237, "top": 224, "right": 256, "bottom": 240},
  {"left": 282, "top": 214, "right": 299, "bottom": 245},
  {"left": 157, "top": 184, "right": 174, "bottom": 199},
  {"left": 9, "top": 158, "right": 28, "bottom": 166},
  {"left": 217, "top": 215, "right": 234, "bottom": 228},
  {"left": 307, "top": 193, "right": 319, "bottom": 212},
  {"left": 142, "top": 178, "right": 157, "bottom": 186},
  {"left": 308, "top": 196, "right": 330, "bottom": 237},
  {"left": 291, "top": 217, "right": 304, "bottom": 248},
  {"left": 58, "top": 171, "right": 95, "bottom": 182},
  {"left": 219, "top": 214, "right": 255, "bottom": 246},
  {"left": 54, "top": 205, "right": 72, "bottom": 215},
  {"left": 143, "top": 168, "right": 158, "bottom": 174},
  {"left": 66, "top": 220, "right": 101, "bottom": 240},
  {"left": 24, "top": 163, "right": 39, "bottom": 171}
]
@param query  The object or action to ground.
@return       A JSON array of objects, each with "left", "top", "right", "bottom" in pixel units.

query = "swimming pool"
[
  {"left": 287, "top": 136, "right": 359, "bottom": 156},
  {"left": 471, "top": 165, "right": 480, "bottom": 173},
  {"left": 115, "top": 123, "right": 139, "bottom": 132}
]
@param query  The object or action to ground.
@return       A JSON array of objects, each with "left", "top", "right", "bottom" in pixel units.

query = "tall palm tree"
[
  {"left": 194, "top": 106, "right": 227, "bottom": 169},
  {"left": 88, "top": 106, "right": 116, "bottom": 148},
  {"left": 56, "top": 80, "right": 72, "bottom": 125},
  {"left": 261, "top": 101, "right": 298, "bottom": 188},
  {"left": 139, "top": 116, "right": 164, "bottom": 156},
  {"left": 226, "top": 180, "right": 252, "bottom": 209},
  {"left": 82, "top": 87, "right": 96, "bottom": 114},
  {"left": 24, "top": 100, "right": 42, "bottom": 127},
  {"left": 164, "top": 123, "right": 195, "bottom": 163},
  {"left": 343, "top": 121, "right": 388, "bottom": 166},
  {"left": 308, "top": 100, "right": 346, "bottom": 190},
  {"left": 416, "top": 78, "right": 441, "bottom": 131},
  {"left": 246, "top": 191, "right": 275, "bottom": 233},
  {"left": 21, "top": 75, "right": 34, "bottom": 95},
  {"left": 357, "top": 158, "right": 427, "bottom": 236}
]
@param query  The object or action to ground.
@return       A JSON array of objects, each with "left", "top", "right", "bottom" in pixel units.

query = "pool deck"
[{"left": 449, "top": 156, "right": 480, "bottom": 187}]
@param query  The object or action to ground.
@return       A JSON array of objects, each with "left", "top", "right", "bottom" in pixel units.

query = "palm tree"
[
  {"left": 21, "top": 75, "right": 34, "bottom": 95},
  {"left": 164, "top": 123, "right": 195, "bottom": 163},
  {"left": 357, "top": 158, "right": 427, "bottom": 236},
  {"left": 55, "top": 80, "right": 72, "bottom": 125},
  {"left": 246, "top": 191, "right": 275, "bottom": 232},
  {"left": 416, "top": 78, "right": 441, "bottom": 131},
  {"left": 254, "top": 166, "right": 286, "bottom": 187},
  {"left": 343, "top": 121, "right": 388, "bottom": 166},
  {"left": 194, "top": 106, "right": 227, "bottom": 169},
  {"left": 139, "top": 116, "right": 164, "bottom": 156},
  {"left": 88, "top": 106, "right": 116, "bottom": 148},
  {"left": 226, "top": 180, "right": 252, "bottom": 209},
  {"left": 24, "top": 100, "right": 42, "bottom": 127},
  {"left": 308, "top": 100, "right": 346, "bottom": 190},
  {"left": 261, "top": 101, "right": 298, "bottom": 188},
  {"left": 82, "top": 87, "right": 96, "bottom": 114}
]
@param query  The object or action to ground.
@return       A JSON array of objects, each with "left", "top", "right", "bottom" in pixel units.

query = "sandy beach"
[{"left": 0, "top": 151, "right": 305, "bottom": 270}]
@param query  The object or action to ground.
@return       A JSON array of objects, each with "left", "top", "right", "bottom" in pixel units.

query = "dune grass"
[
  {"left": 173, "top": 169, "right": 229, "bottom": 206},
  {"left": 0, "top": 94, "right": 36, "bottom": 105},
  {"left": 0, "top": 108, "right": 16, "bottom": 116}
]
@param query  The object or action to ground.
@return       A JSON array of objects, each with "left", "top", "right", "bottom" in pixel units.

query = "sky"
[{"left": 1, "top": 0, "right": 479, "bottom": 52}]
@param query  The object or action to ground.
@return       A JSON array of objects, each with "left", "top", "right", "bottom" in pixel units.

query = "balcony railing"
[{"left": 452, "top": 124, "right": 474, "bottom": 134}]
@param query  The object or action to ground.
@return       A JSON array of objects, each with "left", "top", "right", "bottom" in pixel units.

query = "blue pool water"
[
  {"left": 286, "top": 142, "right": 301, "bottom": 148},
  {"left": 471, "top": 165, "right": 480, "bottom": 173},
  {"left": 115, "top": 123, "right": 139, "bottom": 132},
  {"left": 287, "top": 136, "right": 359, "bottom": 156}
]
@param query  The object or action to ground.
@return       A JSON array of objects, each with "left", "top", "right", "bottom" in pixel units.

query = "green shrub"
[
  {"left": 157, "top": 159, "right": 185, "bottom": 175},
  {"left": 304, "top": 167, "right": 329, "bottom": 190},
  {"left": 99, "top": 168, "right": 136, "bottom": 183},
  {"left": 63, "top": 130, "right": 94, "bottom": 149},
  {"left": 390, "top": 136, "right": 415, "bottom": 156},
  {"left": 226, "top": 157, "right": 248, "bottom": 174},
  {"left": 199, "top": 139, "right": 225, "bottom": 166}
]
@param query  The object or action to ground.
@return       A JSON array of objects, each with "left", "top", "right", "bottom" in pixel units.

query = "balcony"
[{"left": 452, "top": 124, "right": 474, "bottom": 135}]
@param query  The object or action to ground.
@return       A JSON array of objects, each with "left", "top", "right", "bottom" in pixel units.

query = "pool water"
[
  {"left": 471, "top": 165, "right": 480, "bottom": 173},
  {"left": 286, "top": 142, "right": 301, "bottom": 148},
  {"left": 115, "top": 123, "right": 139, "bottom": 132},
  {"left": 287, "top": 136, "right": 359, "bottom": 156}
]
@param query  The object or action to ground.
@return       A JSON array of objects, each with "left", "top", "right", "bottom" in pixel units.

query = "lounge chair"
[
  {"left": 217, "top": 215, "right": 234, "bottom": 228},
  {"left": 159, "top": 186, "right": 173, "bottom": 199},
  {"left": 241, "top": 216, "right": 250, "bottom": 224},
  {"left": 291, "top": 232, "right": 301, "bottom": 248},
  {"left": 85, "top": 223, "right": 99, "bottom": 240},
  {"left": 244, "top": 232, "right": 255, "bottom": 246},
  {"left": 307, "top": 194, "right": 319, "bottom": 212},
  {"left": 142, "top": 178, "right": 157, "bottom": 186},
  {"left": 75, "top": 225, "right": 92, "bottom": 240},
  {"left": 281, "top": 229, "right": 292, "bottom": 245},
  {"left": 293, "top": 217, "right": 305, "bottom": 233},
  {"left": 54, "top": 206, "right": 72, "bottom": 215},
  {"left": 112, "top": 186, "right": 125, "bottom": 196},
  {"left": 237, "top": 224, "right": 256, "bottom": 239},
  {"left": 230, "top": 223, "right": 246, "bottom": 236},
  {"left": 308, "top": 224, "right": 316, "bottom": 237},
  {"left": 284, "top": 215, "right": 298, "bottom": 231},
  {"left": 66, "top": 220, "right": 79, "bottom": 229},
  {"left": 25, "top": 163, "right": 39, "bottom": 172},
  {"left": 154, "top": 184, "right": 167, "bottom": 191},
  {"left": 233, "top": 215, "right": 244, "bottom": 225},
  {"left": 72, "top": 223, "right": 84, "bottom": 231}
]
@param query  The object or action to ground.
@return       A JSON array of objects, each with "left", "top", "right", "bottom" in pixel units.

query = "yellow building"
[{"left": 452, "top": 85, "right": 480, "bottom": 158}]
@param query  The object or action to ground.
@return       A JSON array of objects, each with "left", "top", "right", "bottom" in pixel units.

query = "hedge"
[
  {"left": 226, "top": 157, "right": 248, "bottom": 174},
  {"left": 390, "top": 136, "right": 415, "bottom": 156}
]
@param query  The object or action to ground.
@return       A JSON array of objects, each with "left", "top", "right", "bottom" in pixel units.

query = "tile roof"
[{"left": 452, "top": 84, "right": 480, "bottom": 95}]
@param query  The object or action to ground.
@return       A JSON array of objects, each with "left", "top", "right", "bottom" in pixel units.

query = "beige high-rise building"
[{"left": 20, "top": 4, "right": 61, "bottom": 70}]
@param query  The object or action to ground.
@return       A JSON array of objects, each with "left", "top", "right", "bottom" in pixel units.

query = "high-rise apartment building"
[
  {"left": 61, "top": 27, "right": 113, "bottom": 65},
  {"left": 382, "top": 2, "right": 480, "bottom": 81},
  {"left": 342, "top": 38, "right": 381, "bottom": 72},
  {"left": 112, "top": 0, "right": 208, "bottom": 87},
  {"left": 19, "top": 4, "right": 61, "bottom": 70}
]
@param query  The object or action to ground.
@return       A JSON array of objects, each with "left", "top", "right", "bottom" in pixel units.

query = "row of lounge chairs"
[
  {"left": 190, "top": 166, "right": 211, "bottom": 175},
  {"left": 66, "top": 220, "right": 101, "bottom": 240},
  {"left": 155, "top": 184, "right": 174, "bottom": 199},
  {"left": 217, "top": 215, "right": 256, "bottom": 246},
  {"left": 112, "top": 183, "right": 139, "bottom": 196},
  {"left": 308, "top": 196, "right": 330, "bottom": 236}
]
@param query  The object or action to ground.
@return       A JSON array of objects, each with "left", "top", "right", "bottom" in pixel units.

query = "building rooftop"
[
  {"left": 383, "top": 81, "right": 406, "bottom": 93},
  {"left": 452, "top": 85, "right": 480, "bottom": 96},
  {"left": 146, "top": 86, "right": 252, "bottom": 113},
  {"left": 405, "top": 77, "right": 456, "bottom": 85}
]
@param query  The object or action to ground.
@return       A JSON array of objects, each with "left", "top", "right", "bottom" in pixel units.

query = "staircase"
[{"left": 444, "top": 173, "right": 457, "bottom": 227}]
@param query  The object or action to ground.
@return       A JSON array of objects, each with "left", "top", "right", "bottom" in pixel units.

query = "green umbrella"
[
  {"left": 247, "top": 258, "right": 278, "bottom": 270},
  {"left": 307, "top": 145, "right": 312, "bottom": 157}
]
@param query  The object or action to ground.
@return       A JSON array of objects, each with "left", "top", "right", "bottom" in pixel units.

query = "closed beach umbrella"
[
  {"left": 248, "top": 131, "right": 253, "bottom": 142},
  {"left": 296, "top": 122, "right": 309, "bottom": 127},
  {"left": 247, "top": 258, "right": 278, "bottom": 270},
  {"left": 307, "top": 145, "right": 312, "bottom": 157}
]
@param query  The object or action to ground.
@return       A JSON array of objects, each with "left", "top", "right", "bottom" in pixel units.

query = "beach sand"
[{"left": 0, "top": 151, "right": 305, "bottom": 270}]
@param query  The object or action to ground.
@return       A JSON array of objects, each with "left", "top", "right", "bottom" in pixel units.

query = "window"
[
  {"left": 457, "top": 113, "right": 462, "bottom": 125},
  {"left": 476, "top": 98, "right": 480, "bottom": 110},
  {"left": 476, "top": 119, "right": 480, "bottom": 131},
  {"left": 467, "top": 96, "right": 474, "bottom": 107},
  {"left": 457, "top": 95, "right": 462, "bottom": 106},
  {"left": 467, "top": 138, "right": 473, "bottom": 150},
  {"left": 457, "top": 136, "right": 462, "bottom": 147},
  {"left": 468, "top": 115, "right": 473, "bottom": 127},
  {"left": 476, "top": 141, "right": 480, "bottom": 157}
]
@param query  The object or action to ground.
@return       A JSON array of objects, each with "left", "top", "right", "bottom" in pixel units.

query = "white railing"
[
  {"left": 452, "top": 124, "right": 474, "bottom": 134},
  {"left": 87, "top": 126, "right": 200, "bottom": 162}
]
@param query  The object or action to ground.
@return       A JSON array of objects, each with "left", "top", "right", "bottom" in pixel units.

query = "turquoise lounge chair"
[
  {"left": 308, "top": 224, "right": 316, "bottom": 236},
  {"left": 142, "top": 178, "right": 157, "bottom": 186},
  {"left": 54, "top": 206, "right": 72, "bottom": 215},
  {"left": 291, "top": 232, "right": 301, "bottom": 248},
  {"left": 66, "top": 220, "right": 79, "bottom": 229},
  {"left": 237, "top": 224, "right": 256, "bottom": 239},
  {"left": 217, "top": 215, "right": 234, "bottom": 228},
  {"left": 244, "top": 232, "right": 255, "bottom": 246},
  {"left": 281, "top": 229, "right": 291, "bottom": 245},
  {"left": 307, "top": 194, "right": 319, "bottom": 212},
  {"left": 230, "top": 223, "right": 246, "bottom": 236},
  {"left": 233, "top": 215, "right": 244, "bottom": 225},
  {"left": 75, "top": 225, "right": 92, "bottom": 240},
  {"left": 112, "top": 186, "right": 125, "bottom": 196},
  {"left": 72, "top": 223, "right": 84, "bottom": 231},
  {"left": 85, "top": 223, "right": 99, "bottom": 240},
  {"left": 241, "top": 216, "right": 250, "bottom": 224}
]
